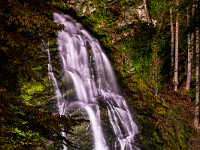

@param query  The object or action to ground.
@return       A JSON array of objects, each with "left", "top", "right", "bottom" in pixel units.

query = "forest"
[{"left": 0, "top": 0, "right": 200, "bottom": 149}]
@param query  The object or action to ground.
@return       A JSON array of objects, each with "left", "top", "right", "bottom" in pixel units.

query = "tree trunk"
[
  {"left": 143, "top": 0, "right": 150, "bottom": 23},
  {"left": 194, "top": 27, "right": 199, "bottom": 130},
  {"left": 186, "top": 9, "right": 192, "bottom": 92},
  {"left": 174, "top": 0, "right": 179, "bottom": 92},
  {"left": 170, "top": 8, "right": 175, "bottom": 77},
  {"left": 186, "top": 3, "right": 195, "bottom": 92}
]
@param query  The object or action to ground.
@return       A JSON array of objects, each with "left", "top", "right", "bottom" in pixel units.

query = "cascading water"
[
  {"left": 49, "top": 12, "right": 139, "bottom": 150},
  {"left": 44, "top": 42, "right": 68, "bottom": 150}
]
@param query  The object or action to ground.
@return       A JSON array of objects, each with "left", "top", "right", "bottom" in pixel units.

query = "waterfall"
[{"left": 48, "top": 12, "right": 139, "bottom": 150}]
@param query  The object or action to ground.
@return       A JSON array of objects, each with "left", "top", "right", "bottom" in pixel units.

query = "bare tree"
[
  {"left": 170, "top": 8, "right": 175, "bottom": 76},
  {"left": 194, "top": 0, "right": 200, "bottom": 130},
  {"left": 143, "top": 0, "right": 150, "bottom": 23},
  {"left": 186, "top": 3, "right": 195, "bottom": 92},
  {"left": 186, "top": 8, "right": 192, "bottom": 92},
  {"left": 195, "top": 27, "right": 199, "bottom": 130},
  {"left": 174, "top": 0, "right": 179, "bottom": 92}
]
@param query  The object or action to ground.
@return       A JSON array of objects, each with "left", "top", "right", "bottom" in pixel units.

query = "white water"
[
  {"left": 48, "top": 12, "right": 139, "bottom": 150},
  {"left": 44, "top": 42, "right": 68, "bottom": 150}
]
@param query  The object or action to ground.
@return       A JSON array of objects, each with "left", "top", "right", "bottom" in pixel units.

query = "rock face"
[{"left": 68, "top": 1, "right": 156, "bottom": 27}]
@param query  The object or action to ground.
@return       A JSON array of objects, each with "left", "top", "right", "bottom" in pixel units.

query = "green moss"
[
  {"left": 162, "top": 100, "right": 170, "bottom": 108},
  {"left": 19, "top": 80, "right": 46, "bottom": 105},
  {"left": 153, "top": 131, "right": 161, "bottom": 143},
  {"left": 155, "top": 107, "right": 166, "bottom": 115}
]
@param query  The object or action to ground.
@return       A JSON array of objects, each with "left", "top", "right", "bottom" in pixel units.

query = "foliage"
[
  {"left": 0, "top": 0, "right": 86, "bottom": 149},
  {"left": 0, "top": 92, "right": 84, "bottom": 149},
  {"left": 0, "top": 0, "right": 65, "bottom": 90},
  {"left": 19, "top": 80, "right": 45, "bottom": 105}
]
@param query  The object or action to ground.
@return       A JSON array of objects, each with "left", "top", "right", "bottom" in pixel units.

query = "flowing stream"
[{"left": 47, "top": 12, "right": 139, "bottom": 150}]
